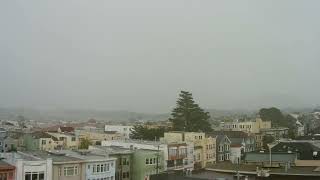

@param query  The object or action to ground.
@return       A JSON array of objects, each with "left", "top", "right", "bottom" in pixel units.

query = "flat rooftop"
[
  {"left": 22, "top": 151, "right": 83, "bottom": 162},
  {"left": 91, "top": 145, "right": 161, "bottom": 155}
]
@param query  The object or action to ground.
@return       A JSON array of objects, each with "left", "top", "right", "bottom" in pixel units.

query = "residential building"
[
  {"left": 166, "top": 142, "right": 194, "bottom": 172},
  {"left": 207, "top": 134, "right": 231, "bottom": 162},
  {"left": 20, "top": 151, "right": 83, "bottom": 180},
  {"left": 254, "top": 133, "right": 264, "bottom": 150},
  {"left": 208, "top": 131, "right": 255, "bottom": 164},
  {"left": 260, "top": 127, "right": 289, "bottom": 140},
  {"left": 20, "top": 132, "right": 61, "bottom": 151},
  {"left": 0, "top": 128, "right": 8, "bottom": 152},
  {"left": 101, "top": 140, "right": 194, "bottom": 173},
  {"left": 76, "top": 129, "right": 124, "bottom": 145},
  {"left": 0, "top": 160, "right": 15, "bottom": 180},
  {"left": 1, "top": 152, "right": 53, "bottom": 180},
  {"left": 47, "top": 132, "right": 79, "bottom": 150},
  {"left": 104, "top": 125, "right": 133, "bottom": 140},
  {"left": 89, "top": 145, "right": 164, "bottom": 180},
  {"left": 271, "top": 141, "right": 320, "bottom": 160},
  {"left": 163, "top": 132, "right": 216, "bottom": 169},
  {"left": 57, "top": 150, "right": 116, "bottom": 180},
  {"left": 270, "top": 140, "right": 320, "bottom": 167},
  {"left": 221, "top": 118, "right": 271, "bottom": 134}
]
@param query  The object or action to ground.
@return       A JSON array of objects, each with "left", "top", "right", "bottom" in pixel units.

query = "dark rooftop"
[
  {"left": 0, "top": 160, "right": 15, "bottom": 171},
  {"left": 30, "top": 132, "right": 59, "bottom": 141},
  {"left": 272, "top": 142, "right": 320, "bottom": 160}
]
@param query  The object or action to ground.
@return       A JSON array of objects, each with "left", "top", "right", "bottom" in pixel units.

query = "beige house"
[
  {"left": 221, "top": 118, "right": 271, "bottom": 134},
  {"left": 76, "top": 130, "right": 125, "bottom": 144},
  {"left": 47, "top": 132, "right": 79, "bottom": 150},
  {"left": 163, "top": 132, "right": 216, "bottom": 169}
]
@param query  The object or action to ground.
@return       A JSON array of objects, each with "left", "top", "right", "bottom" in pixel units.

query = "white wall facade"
[
  {"left": 1, "top": 152, "right": 52, "bottom": 180},
  {"left": 104, "top": 125, "right": 133, "bottom": 140},
  {"left": 85, "top": 160, "right": 116, "bottom": 180},
  {"left": 230, "top": 147, "right": 242, "bottom": 164}
]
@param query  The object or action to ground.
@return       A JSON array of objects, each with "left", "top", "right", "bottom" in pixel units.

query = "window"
[
  {"left": 146, "top": 158, "right": 149, "bottom": 165},
  {"left": 122, "top": 172, "right": 130, "bottom": 178},
  {"left": 25, "top": 172, "right": 45, "bottom": 180},
  {"left": 219, "top": 154, "right": 224, "bottom": 161},
  {"left": 72, "top": 137, "right": 76, "bottom": 141},
  {"left": 64, "top": 166, "right": 78, "bottom": 176},
  {"left": 225, "top": 153, "right": 230, "bottom": 160},
  {"left": 41, "top": 140, "right": 46, "bottom": 145},
  {"left": 101, "top": 164, "right": 104, "bottom": 172}
]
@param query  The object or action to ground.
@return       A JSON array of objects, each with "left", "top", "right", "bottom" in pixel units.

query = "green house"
[{"left": 89, "top": 146, "right": 164, "bottom": 180}]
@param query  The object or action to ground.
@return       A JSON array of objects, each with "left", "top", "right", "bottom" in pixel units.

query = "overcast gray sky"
[{"left": 1, "top": 0, "right": 319, "bottom": 113}]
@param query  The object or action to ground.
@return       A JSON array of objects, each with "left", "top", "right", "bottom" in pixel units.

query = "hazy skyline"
[{"left": 1, "top": 1, "right": 320, "bottom": 113}]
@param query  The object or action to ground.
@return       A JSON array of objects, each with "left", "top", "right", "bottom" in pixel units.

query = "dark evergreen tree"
[
  {"left": 169, "top": 91, "right": 212, "bottom": 132},
  {"left": 130, "top": 125, "right": 166, "bottom": 141}
]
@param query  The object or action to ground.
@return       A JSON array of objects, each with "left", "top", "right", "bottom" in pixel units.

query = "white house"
[
  {"left": 104, "top": 125, "right": 133, "bottom": 140},
  {"left": 1, "top": 152, "right": 53, "bottom": 180},
  {"left": 230, "top": 144, "right": 244, "bottom": 164},
  {"left": 58, "top": 150, "right": 116, "bottom": 180}
]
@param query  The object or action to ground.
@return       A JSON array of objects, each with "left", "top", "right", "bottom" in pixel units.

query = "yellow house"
[
  {"left": 222, "top": 118, "right": 271, "bottom": 134},
  {"left": 47, "top": 132, "right": 79, "bottom": 150},
  {"left": 163, "top": 132, "right": 216, "bottom": 169}
]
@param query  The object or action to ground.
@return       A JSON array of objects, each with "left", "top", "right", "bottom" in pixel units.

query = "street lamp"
[{"left": 267, "top": 143, "right": 277, "bottom": 167}]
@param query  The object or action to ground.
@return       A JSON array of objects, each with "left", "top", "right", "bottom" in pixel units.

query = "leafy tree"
[
  {"left": 79, "top": 138, "right": 92, "bottom": 149},
  {"left": 130, "top": 125, "right": 166, "bottom": 141},
  {"left": 259, "top": 107, "right": 299, "bottom": 139},
  {"left": 259, "top": 107, "right": 286, "bottom": 127},
  {"left": 169, "top": 91, "right": 212, "bottom": 132},
  {"left": 262, "top": 135, "right": 275, "bottom": 150},
  {"left": 285, "top": 114, "right": 301, "bottom": 139}
]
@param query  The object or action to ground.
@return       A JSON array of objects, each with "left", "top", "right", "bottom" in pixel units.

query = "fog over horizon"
[{"left": 1, "top": 1, "right": 320, "bottom": 113}]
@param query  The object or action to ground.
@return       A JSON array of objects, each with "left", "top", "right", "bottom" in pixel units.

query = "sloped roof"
[
  {"left": 59, "top": 126, "right": 74, "bottom": 133},
  {"left": 272, "top": 142, "right": 320, "bottom": 160},
  {"left": 31, "top": 132, "right": 59, "bottom": 141},
  {"left": 295, "top": 136, "right": 320, "bottom": 140},
  {"left": 0, "top": 161, "right": 15, "bottom": 171},
  {"left": 207, "top": 133, "right": 231, "bottom": 144}
]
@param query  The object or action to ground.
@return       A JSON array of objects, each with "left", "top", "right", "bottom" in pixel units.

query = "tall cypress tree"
[{"left": 169, "top": 91, "right": 212, "bottom": 132}]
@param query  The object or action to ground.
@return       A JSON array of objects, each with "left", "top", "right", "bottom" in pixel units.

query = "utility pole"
[
  {"left": 236, "top": 157, "right": 240, "bottom": 180},
  {"left": 156, "top": 145, "right": 160, "bottom": 174}
]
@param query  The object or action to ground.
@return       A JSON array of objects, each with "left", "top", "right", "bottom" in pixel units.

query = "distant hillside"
[{"left": 0, "top": 108, "right": 169, "bottom": 123}]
